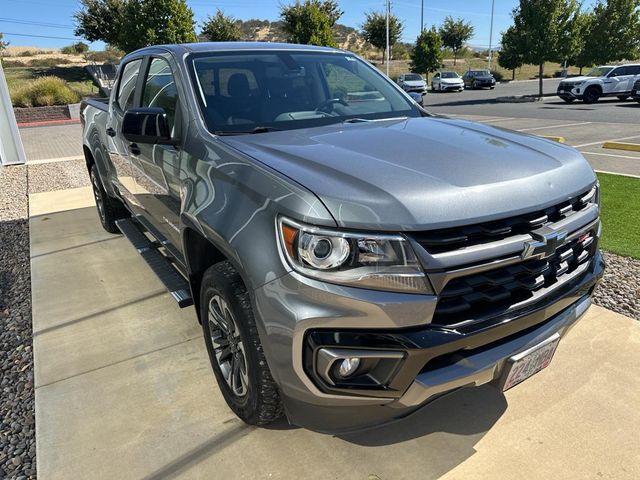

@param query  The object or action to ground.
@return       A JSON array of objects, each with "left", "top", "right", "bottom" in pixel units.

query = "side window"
[
  {"left": 627, "top": 66, "right": 640, "bottom": 76},
  {"left": 609, "top": 67, "right": 625, "bottom": 77},
  {"left": 117, "top": 59, "right": 142, "bottom": 111},
  {"left": 142, "top": 58, "right": 179, "bottom": 132}
]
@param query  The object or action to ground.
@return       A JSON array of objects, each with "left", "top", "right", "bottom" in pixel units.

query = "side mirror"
[{"left": 122, "top": 107, "right": 174, "bottom": 145}]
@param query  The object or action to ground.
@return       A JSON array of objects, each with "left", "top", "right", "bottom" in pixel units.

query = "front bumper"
[
  {"left": 440, "top": 83, "right": 464, "bottom": 91},
  {"left": 254, "top": 251, "right": 604, "bottom": 433},
  {"left": 402, "top": 85, "right": 428, "bottom": 94},
  {"left": 557, "top": 85, "right": 582, "bottom": 99}
]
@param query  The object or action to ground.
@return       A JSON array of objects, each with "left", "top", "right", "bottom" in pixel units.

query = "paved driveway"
[{"left": 32, "top": 186, "right": 640, "bottom": 479}]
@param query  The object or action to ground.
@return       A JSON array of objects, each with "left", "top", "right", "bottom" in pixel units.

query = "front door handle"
[
  {"left": 129, "top": 143, "right": 141, "bottom": 155},
  {"left": 106, "top": 127, "right": 116, "bottom": 137}
]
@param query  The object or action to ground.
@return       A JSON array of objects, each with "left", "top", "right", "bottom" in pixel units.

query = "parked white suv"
[{"left": 557, "top": 64, "right": 640, "bottom": 104}]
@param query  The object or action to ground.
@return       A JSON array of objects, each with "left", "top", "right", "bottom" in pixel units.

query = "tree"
[
  {"left": 567, "top": 11, "right": 594, "bottom": 75},
  {"left": 361, "top": 11, "right": 404, "bottom": 63},
  {"left": 201, "top": 9, "right": 241, "bottom": 42},
  {"left": 410, "top": 27, "right": 443, "bottom": 81},
  {"left": 510, "top": 0, "right": 580, "bottom": 96},
  {"left": 498, "top": 26, "right": 523, "bottom": 80},
  {"left": 279, "top": 1, "right": 343, "bottom": 47},
  {"left": 75, "top": 0, "right": 196, "bottom": 53},
  {"left": 585, "top": 0, "right": 640, "bottom": 65},
  {"left": 0, "top": 33, "right": 9, "bottom": 57},
  {"left": 438, "top": 16, "right": 474, "bottom": 65}
]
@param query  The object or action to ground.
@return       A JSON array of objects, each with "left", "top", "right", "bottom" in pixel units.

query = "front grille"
[
  {"left": 431, "top": 230, "right": 596, "bottom": 327},
  {"left": 413, "top": 187, "right": 595, "bottom": 254}
]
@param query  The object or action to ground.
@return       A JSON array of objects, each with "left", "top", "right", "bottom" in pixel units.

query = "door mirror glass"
[{"left": 122, "top": 107, "right": 174, "bottom": 145}]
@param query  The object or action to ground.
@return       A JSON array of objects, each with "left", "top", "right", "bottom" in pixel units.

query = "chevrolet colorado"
[{"left": 81, "top": 42, "right": 604, "bottom": 432}]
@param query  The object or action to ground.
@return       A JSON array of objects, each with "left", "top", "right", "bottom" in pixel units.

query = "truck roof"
[{"left": 132, "top": 41, "right": 345, "bottom": 55}]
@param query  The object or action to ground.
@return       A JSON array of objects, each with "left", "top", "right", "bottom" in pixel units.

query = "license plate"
[{"left": 501, "top": 333, "right": 560, "bottom": 391}]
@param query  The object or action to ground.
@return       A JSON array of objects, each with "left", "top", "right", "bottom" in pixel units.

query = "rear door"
[
  {"left": 131, "top": 55, "right": 184, "bottom": 255},
  {"left": 106, "top": 58, "right": 144, "bottom": 211},
  {"left": 607, "top": 67, "right": 632, "bottom": 94}
]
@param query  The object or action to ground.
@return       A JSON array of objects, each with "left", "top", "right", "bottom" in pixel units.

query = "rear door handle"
[
  {"left": 129, "top": 143, "right": 141, "bottom": 155},
  {"left": 106, "top": 127, "right": 116, "bottom": 137}
]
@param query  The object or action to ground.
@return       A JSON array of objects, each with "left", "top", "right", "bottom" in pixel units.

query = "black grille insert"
[
  {"left": 413, "top": 187, "right": 596, "bottom": 253},
  {"left": 432, "top": 231, "right": 596, "bottom": 327}
]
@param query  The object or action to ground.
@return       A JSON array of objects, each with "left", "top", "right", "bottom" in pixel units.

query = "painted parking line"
[
  {"left": 581, "top": 151, "right": 640, "bottom": 160},
  {"left": 574, "top": 134, "right": 640, "bottom": 149},
  {"left": 478, "top": 117, "right": 518, "bottom": 123},
  {"left": 594, "top": 170, "right": 640, "bottom": 179},
  {"left": 518, "top": 122, "right": 592, "bottom": 132}
]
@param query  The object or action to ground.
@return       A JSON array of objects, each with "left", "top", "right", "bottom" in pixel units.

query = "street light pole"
[
  {"left": 421, "top": 0, "right": 424, "bottom": 32},
  {"left": 488, "top": 0, "right": 495, "bottom": 71},
  {"left": 385, "top": 0, "right": 390, "bottom": 77}
]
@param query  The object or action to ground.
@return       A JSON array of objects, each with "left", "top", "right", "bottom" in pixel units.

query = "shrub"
[
  {"left": 61, "top": 42, "right": 89, "bottom": 55},
  {"left": 85, "top": 46, "right": 124, "bottom": 64},
  {"left": 490, "top": 70, "right": 504, "bottom": 82},
  {"left": 28, "top": 57, "right": 73, "bottom": 67},
  {"left": 1, "top": 59, "right": 28, "bottom": 68},
  {"left": 10, "top": 76, "right": 81, "bottom": 107}
]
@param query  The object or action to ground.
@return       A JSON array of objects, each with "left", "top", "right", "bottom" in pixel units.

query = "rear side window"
[
  {"left": 142, "top": 57, "right": 179, "bottom": 131},
  {"left": 627, "top": 66, "right": 640, "bottom": 75},
  {"left": 117, "top": 59, "right": 142, "bottom": 111}
]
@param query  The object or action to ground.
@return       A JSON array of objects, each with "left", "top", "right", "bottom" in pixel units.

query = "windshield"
[
  {"left": 441, "top": 72, "right": 459, "bottom": 79},
  {"left": 471, "top": 70, "right": 490, "bottom": 76},
  {"left": 586, "top": 66, "right": 613, "bottom": 77},
  {"left": 188, "top": 51, "right": 421, "bottom": 135},
  {"left": 404, "top": 73, "right": 423, "bottom": 81}
]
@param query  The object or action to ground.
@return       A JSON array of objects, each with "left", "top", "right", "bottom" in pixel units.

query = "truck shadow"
[{"left": 337, "top": 383, "right": 506, "bottom": 447}]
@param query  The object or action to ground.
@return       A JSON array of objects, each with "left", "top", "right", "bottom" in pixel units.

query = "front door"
[
  {"left": 131, "top": 55, "right": 184, "bottom": 255},
  {"left": 106, "top": 58, "right": 143, "bottom": 212}
]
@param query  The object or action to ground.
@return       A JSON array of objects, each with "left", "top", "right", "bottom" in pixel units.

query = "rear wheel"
[
  {"left": 90, "top": 164, "right": 127, "bottom": 234},
  {"left": 583, "top": 87, "right": 601, "bottom": 104},
  {"left": 617, "top": 95, "right": 629, "bottom": 101},
  {"left": 200, "top": 261, "right": 284, "bottom": 425}
]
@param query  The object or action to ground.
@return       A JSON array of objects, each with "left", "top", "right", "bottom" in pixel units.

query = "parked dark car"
[
  {"left": 81, "top": 42, "right": 603, "bottom": 433},
  {"left": 632, "top": 79, "right": 640, "bottom": 103},
  {"left": 463, "top": 70, "right": 496, "bottom": 89}
]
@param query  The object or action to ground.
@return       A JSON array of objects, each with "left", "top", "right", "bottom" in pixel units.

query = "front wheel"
[
  {"left": 90, "top": 164, "right": 127, "bottom": 234},
  {"left": 583, "top": 87, "right": 601, "bottom": 104},
  {"left": 201, "top": 261, "right": 284, "bottom": 426}
]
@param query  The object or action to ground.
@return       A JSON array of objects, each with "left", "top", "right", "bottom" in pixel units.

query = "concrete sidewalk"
[{"left": 32, "top": 187, "right": 640, "bottom": 480}]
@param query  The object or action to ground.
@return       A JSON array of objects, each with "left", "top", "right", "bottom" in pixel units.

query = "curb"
[
  {"left": 603, "top": 141, "right": 640, "bottom": 153},
  {"left": 539, "top": 135, "right": 566, "bottom": 143},
  {"left": 496, "top": 96, "right": 542, "bottom": 103},
  {"left": 18, "top": 119, "right": 81, "bottom": 128}
]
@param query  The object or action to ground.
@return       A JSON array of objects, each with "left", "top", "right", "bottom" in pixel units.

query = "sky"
[{"left": 0, "top": 0, "right": 595, "bottom": 51}]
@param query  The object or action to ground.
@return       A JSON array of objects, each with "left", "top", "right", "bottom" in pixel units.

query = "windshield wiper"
[
  {"left": 342, "top": 118, "right": 374, "bottom": 124},
  {"left": 214, "top": 126, "right": 281, "bottom": 136}
]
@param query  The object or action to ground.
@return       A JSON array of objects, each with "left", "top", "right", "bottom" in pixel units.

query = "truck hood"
[{"left": 221, "top": 117, "right": 596, "bottom": 230}]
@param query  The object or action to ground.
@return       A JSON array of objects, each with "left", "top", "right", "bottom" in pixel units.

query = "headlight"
[{"left": 278, "top": 217, "right": 432, "bottom": 294}]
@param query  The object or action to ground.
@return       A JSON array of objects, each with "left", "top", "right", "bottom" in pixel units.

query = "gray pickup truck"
[{"left": 81, "top": 42, "right": 604, "bottom": 433}]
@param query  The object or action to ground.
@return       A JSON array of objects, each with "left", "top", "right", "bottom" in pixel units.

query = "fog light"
[{"left": 337, "top": 357, "right": 360, "bottom": 378}]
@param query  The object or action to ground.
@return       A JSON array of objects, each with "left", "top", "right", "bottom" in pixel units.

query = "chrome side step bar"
[{"left": 116, "top": 218, "right": 193, "bottom": 308}]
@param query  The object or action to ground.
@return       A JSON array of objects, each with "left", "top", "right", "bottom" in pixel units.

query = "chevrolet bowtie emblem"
[{"left": 521, "top": 226, "right": 568, "bottom": 260}]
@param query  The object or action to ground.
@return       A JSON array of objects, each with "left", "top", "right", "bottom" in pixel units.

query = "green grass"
[
  {"left": 596, "top": 173, "right": 640, "bottom": 259},
  {"left": 3, "top": 65, "right": 98, "bottom": 99}
]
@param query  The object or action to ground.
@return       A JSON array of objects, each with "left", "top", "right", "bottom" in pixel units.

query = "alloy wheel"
[{"left": 208, "top": 294, "right": 249, "bottom": 397}]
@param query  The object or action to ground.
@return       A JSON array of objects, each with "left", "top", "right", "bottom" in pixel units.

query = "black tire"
[
  {"left": 562, "top": 97, "right": 576, "bottom": 103},
  {"left": 90, "top": 164, "right": 127, "bottom": 234},
  {"left": 583, "top": 87, "right": 601, "bottom": 104},
  {"left": 617, "top": 95, "right": 629, "bottom": 101},
  {"left": 200, "top": 261, "right": 284, "bottom": 426}
]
